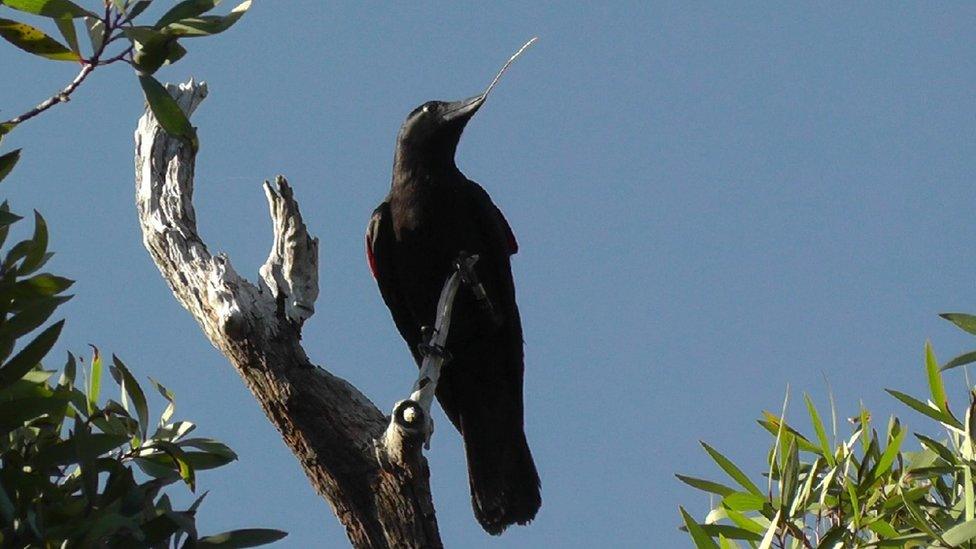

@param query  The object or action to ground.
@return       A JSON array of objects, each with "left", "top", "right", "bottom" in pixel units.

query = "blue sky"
[{"left": 2, "top": 2, "right": 976, "bottom": 547}]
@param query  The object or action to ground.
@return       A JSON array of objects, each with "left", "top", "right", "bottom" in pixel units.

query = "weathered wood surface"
[{"left": 133, "top": 80, "right": 442, "bottom": 548}]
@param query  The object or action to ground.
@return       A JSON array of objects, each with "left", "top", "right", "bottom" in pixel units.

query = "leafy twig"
[{"left": 1, "top": 5, "right": 129, "bottom": 127}]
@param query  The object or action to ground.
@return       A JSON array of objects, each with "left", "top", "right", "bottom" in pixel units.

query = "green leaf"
[
  {"left": 198, "top": 529, "right": 288, "bottom": 548},
  {"left": 944, "top": 518, "right": 976, "bottom": 545},
  {"left": 803, "top": 393, "right": 834, "bottom": 467},
  {"left": 721, "top": 492, "right": 766, "bottom": 512},
  {"left": 756, "top": 416, "right": 821, "bottom": 455},
  {"left": 83, "top": 15, "right": 103, "bottom": 52},
  {"left": 886, "top": 388, "right": 962, "bottom": 429},
  {"left": 148, "top": 440, "right": 194, "bottom": 490},
  {"left": 925, "top": 341, "right": 949, "bottom": 415},
  {"left": 870, "top": 427, "right": 905, "bottom": 482},
  {"left": 757, "top": 509, "right": 780, "bottom": 549},
  {"left": 0, "top": 394, "right": 68, "bottom": 430},
  {"left": 138, "top": 74, "right": 197, "bottom": 148},
  {"left": 155, "top": 0, "right": 219, "bottom": 29},
  {"left": 16, "top": 273, "right": 73, "bottom": 296},
  {"left": 700, "top": 441, "right": 762, "bottom": 496},
  {"left": 723, "top": 509, "right": 766, "bottom": 535},
  {"left": 36, "top": 432, "right": 128, "bottom": 465},
  {"left": 901, "top": 491, "right": 947, "bottom": 544},
  {"left": 0, "top": 210, "right": 22, "bottom": 229},
  {"left": 0, "top": 122, "right": 16, "bottom": 139},
  {"left": 778, "top": 438, "right": 799, "bottom": 511},
  {"left": 0, "top": 296, "right": 69, "bottom": 341},
  {"left": 943, "top": 350, "right": 976, "bottom": 372},
  {"left": 110, "top": 355, "right": 148, "bottom": 441},
  {"left": 127, "top": 25, "right": 174, "bottom": 74},
  {"left": 0, "top": 17, "right": 80, "bottom": 60},
  {"left": 698, "top": 525, "right": 760, "bottom": 542},
  {"left": 164, "top": 39, "right": 186, "bottom": 65},
  {"left": 915, "top": 433, "right": 956, "bottom": 465},
  {"left": 675, "top": 474, "right": 736, "bottom": 497},
  {"left": 162, "top": 0, "right": 250, "bottom": 38},
  {"left": 942, "top": 313, "right": 976, "bottom": 336},
  {"left": 54, "top": 14, "right": 79, "bottom": 54},
  {"left": 865, "top": 518, "right": 899, "bottom": 539},
  {"left": 180, "top": 437, "right": 236, "bottom": 460},
  {"left": 125, "top": 0, "right": 153, "bottom": 20},
  {"left": 59, "top": 351, "right": 76, "bottom": 387},
  {"left": 20, "top": 211, "right": 48, "bottom": 275},
  {"left": 0, "top": 319, "right": 63, "bottom": 390},
  {"left": 678, "top": 507, "right": 720, "bottom": 549},
  {"left": 0, "top": 149, "right": 21, "bottom": 182},
  {"left": 2, "top": 0, "right": 91, "bottom": 18},
  {"left": 87, "top": 344, "right": 102, "bottom": 414},
  {"left": 149, "top": 376, "right": 176, "bottom": 424}
]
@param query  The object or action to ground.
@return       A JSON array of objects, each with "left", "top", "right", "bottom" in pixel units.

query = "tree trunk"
[{"left": 133, "top": 80, "right": 442, "bottom": 548}]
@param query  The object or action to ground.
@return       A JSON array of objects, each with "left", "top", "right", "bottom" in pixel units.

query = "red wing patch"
[{"left": 365, "top": 232, "right": 378, "bottom": 279}]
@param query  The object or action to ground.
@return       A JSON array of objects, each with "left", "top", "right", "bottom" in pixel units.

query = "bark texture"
[{"left": 133, "top": 80, "right": 441, "bottom": 548}]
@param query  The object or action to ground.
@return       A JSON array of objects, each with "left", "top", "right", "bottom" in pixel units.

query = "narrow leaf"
[
  {"left": 886, "top": 389, "right": 962, "bottom": 429},
  {"left": 944, "top": 518, "right": 976, "bottom": 545},
  {"left": 2, "top": 0, "right": 91, "bottom": 18},
  {"left": 0, "top": 149, "right": 20, "bottom": 182},
  {"left": 804, "top": 393, "right": 834, "bottom": 467},
  {"left": 721, "top": 492, "right": 766, "bottom": 512},
  {"left": 943, "top": 350, "right": 976, "bottom": 372},
  {"left": 83, "top": 15, "right": 103, "bottom": 52},
  {"left": 925, "top": 341, "right": 949, "bottom": 415},
  {"left": 701, "top": 441, "right": 762, "bottom": 496},
  {"left": 54, "top": 15, "right": 79, "bottom": 55},
  {"left": 111, "top": 355, "right": 148, "bottom": 441},
  {"left": 942, "top": 313, "right": 976, "bottom": 335},
  {"left": 870, "top": 427, "right": 905, "bottom": 482},
  {"left": 155, "top": 0, "right": 219, "bottom": 29},
  {"left": 87, "top": 344, "right": 102, "bottom": 414},
  {"left": 675, "top": 474, "right": 736, "bottom": 497},
  {"left": 679, "top": 507, "right": 720, "bottom": 549},
  {"left": 0, "top": 319, "right": 63, "bottom": 390},
  {"left": 162, "top": 0, "right": 250, "bottom": 38},
  {"left": 756, "top": 509, "right": 780, "bottom": 549},
  {"left": 0, "top": 17, "right": 80, "bottom": 60},
  {"left": 20, "top": 211, "right": 48, "bottom": 275},
  {"left": 138, "top": 74, "right": 197, "bottom": 147}
]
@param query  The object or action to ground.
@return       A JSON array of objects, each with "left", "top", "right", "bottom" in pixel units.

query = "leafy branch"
[
  {"left": 0, "top": 0, "right": 251, "bottom": 140},
  {"left": 678, "top": 316, "right": 976, "bottom": 548}
]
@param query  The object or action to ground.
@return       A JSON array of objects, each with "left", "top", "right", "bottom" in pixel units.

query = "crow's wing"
[
  {"left": 366, "top": 202, "right": 422, "bottom": 363},
  {"left": 467, "top": 181, "right": 518, "bottom": 257}
]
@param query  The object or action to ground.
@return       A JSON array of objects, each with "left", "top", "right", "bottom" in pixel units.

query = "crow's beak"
[{"left": 441, "top": 94, "right": 487, "bottom": 124}]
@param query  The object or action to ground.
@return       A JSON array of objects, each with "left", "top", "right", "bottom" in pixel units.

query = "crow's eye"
[{"left": 422, "top": 102, "right": 436, "bottom": 114}]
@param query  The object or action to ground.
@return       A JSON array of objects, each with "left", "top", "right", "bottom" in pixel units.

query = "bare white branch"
[{"left": 134, "top": 79, "right": 441, "bottom": 549}]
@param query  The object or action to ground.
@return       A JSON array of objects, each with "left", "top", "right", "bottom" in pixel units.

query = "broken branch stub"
[{"left": 259, "top": 176, "right": 319, "bottom": 326}]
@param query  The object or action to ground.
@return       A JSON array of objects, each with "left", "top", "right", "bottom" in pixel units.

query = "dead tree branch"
[{"left": 133, "top": 80, "right": 441, "bottom": 548}]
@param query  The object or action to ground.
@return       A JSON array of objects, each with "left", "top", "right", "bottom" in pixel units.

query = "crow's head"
[{"left": 394, "top": 94, "right": 485, "bottom": 167}]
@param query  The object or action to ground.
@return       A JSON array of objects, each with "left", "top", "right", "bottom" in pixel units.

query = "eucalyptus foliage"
[
  {"left": 0, "top": 0, "right": 251, "bottom": 146},
  {"left": 679, "top": 319, "right": 976, "bottom": 548},
  {"left": 0, "top": 153, "right": 284, "bottom": 547}
]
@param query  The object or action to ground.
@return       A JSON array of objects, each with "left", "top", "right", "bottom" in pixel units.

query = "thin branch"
[
  {"left": 3, "top": 63, "right": 97, "bottom": 127},
  {"left": 97, "top": 45, "right": 133, "bottom": 67},
  {"left": 2, "top": 6, "right": 131, "bottom": 127}
]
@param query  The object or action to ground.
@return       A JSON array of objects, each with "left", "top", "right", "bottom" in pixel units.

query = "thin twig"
[
  {"left": 97, "top": 45, "right": 133, "bottom": 66},
  {"left": 1, "top": 4, "right": 130, "bottom": 127},
  {"left": 3, "top": 64, "right": 97, "bottom": 126}
]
